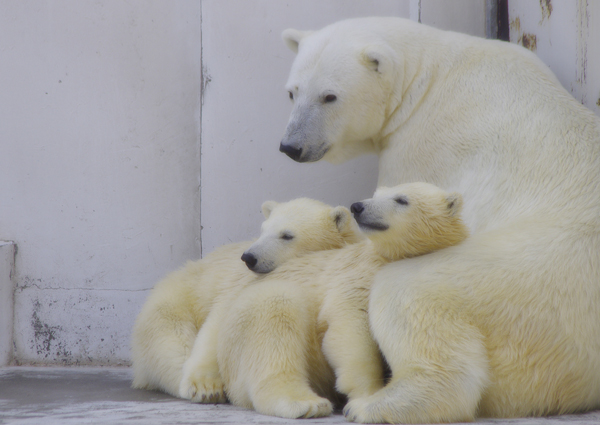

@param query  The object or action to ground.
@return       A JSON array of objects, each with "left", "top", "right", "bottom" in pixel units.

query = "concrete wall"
[
  {"left": 0, "top": 1, "right": 201, "bottom": 364},
  {"left": 508, "top": 0, "right": 600, "bottom": 117},
  {"left": 2, "top": 0, "right": 564, "bottom": 365},
  {"left": 200, "top": 0, "right": 488, "bottom": 254},
  {"left": 0, "top": 242, "right": 16, "bottom": 366}
]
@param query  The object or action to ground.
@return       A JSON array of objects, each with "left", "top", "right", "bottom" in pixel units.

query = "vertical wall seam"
[
  {"left": 198, "top": 0, "right": 204, "bottom": 259},
  {"left": 496, "top": 0, "right": 509, "bottom": 41}
]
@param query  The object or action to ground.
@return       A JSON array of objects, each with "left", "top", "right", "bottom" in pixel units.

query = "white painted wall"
[
  {"left": 508, "top": 0, "right": 600, "bottom": 117},
  {"left": 419, "top": 0, "right": 487, "bottom": 36},
  {"left": 0, "top": 0, "right": 498, "bottom": 365},
  {"left": 200, "top": 0, "right": 488, "bottom": 254},
  {"left": 0, "top": 1, "right": 201, "bottom": 364}
]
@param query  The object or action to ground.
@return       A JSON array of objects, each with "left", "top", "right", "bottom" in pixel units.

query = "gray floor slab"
[{"left": 1, "top": 367, "right": 599, "bottom": 425}]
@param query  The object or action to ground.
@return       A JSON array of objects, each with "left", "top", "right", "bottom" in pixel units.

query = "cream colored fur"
[
  {"left": 130, "top": 198, "right": 360, "bottom": 402},
  {"left": 213, "top": 183, "right": 467, "bottom": 418},
  {"left": 282, "top": 17, "right": 600, "bottom": 423}
]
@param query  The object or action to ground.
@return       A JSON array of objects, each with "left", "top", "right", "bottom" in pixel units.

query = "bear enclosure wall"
[{"left": 0, "top": 0, "right": 598, "bottom": 365}]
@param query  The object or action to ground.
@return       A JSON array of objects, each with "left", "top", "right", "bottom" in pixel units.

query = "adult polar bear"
[{"left": 280, "top": 17, "right": 600, "bottom": 423}]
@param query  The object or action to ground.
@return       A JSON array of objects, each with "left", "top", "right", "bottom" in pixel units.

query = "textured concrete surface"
[
  {"left": 1, "top": 367, "right": 600, "bottom": 425},
  {"left": 0, "top": 242, "right": 15, "bottom": 366}
]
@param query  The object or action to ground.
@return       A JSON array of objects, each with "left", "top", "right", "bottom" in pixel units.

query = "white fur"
[
  {"left": 130, "top": 198, "right": 359, "bottom": 402},
  {"left": 217, "top": 183, "right": 468, "bottom": 417},
  {"left": 282, "top": 17, "right": 600, "bottom": 423}
]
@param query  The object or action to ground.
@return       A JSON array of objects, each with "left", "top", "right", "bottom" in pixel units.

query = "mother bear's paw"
[
  {"left": 343, "top": 397, "right": 382, "bottom": 424},
  {"left": 178, "top": 367, "right": 226, "bottom": 404}
]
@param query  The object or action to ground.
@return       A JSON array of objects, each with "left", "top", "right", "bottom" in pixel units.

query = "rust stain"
[
  {"left": 520, "top": 33, "right": 537, "bottom": 52},
  {"left": 510, "top": 16, "right": 521, "bottom": 32},
  {"left": 540, "top": 0, "right": 553, "bottom": 22}
]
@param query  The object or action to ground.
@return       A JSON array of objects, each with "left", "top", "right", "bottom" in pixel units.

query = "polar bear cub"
[
  {"left": 131, "top": 198, "right": 361, "bottom": 399},
  {"left": 214, "top": 183, "right": 468, "bottom": 418}
]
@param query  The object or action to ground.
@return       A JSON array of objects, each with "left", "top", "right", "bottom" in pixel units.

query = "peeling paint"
[
  {"left": 539, "top": 0, "right": 553, "bottom": 22},
  {"left": 576, "top": 0, "right": 589, "bottom": 101},
  {"left": 201, "top": 65, "right": 212, "bottom": 105},
  {"left": 510, "top": 17, "right": 537, "bottom": 52},
  {"left": 520, "top": 33, "right": 537, "bottom": 51},
  {"left": 510, "top": 16, "right": 521, "bottom": 32}
]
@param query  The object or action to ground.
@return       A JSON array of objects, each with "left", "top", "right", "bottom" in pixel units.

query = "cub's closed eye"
[
  {"left": 281, "top": 233, "right": 294, "bottom": 240},
  {"left": 395, "top": 197, "right": 409, "bottom": 206},
  {"left": 324, "top": 94, "right": 337, "bottom": 103}
]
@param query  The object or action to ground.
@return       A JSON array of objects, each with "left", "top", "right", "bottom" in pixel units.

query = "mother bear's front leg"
[{"left": 345, "top": 250, "right": 490, "bottom": 424}]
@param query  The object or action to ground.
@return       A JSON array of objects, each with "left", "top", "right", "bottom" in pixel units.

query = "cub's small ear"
[
  {"left": 362, "top": 45, "right": 395, "bottom": 75},
  {"left": 282, "top": 28, "right": 313, "bottom": 53},
  {"left": 446, "top": 193, "right": 463, "bottom": 216},
  {"left": 331, "top": 206, "right": 352, "bottom": 233},
  {"left": 261, "top": 201, "right": 279, "bottom": 219}
]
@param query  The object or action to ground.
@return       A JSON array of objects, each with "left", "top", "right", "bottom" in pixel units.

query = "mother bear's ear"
[
  {"left": 282, "top": 28, "right": 314, "bottom": 53},
  {"left": 361, "top": 44, "right": 397, "bottom": 75}
]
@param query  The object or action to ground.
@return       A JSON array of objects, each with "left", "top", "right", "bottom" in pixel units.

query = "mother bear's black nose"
[
  {"left": 279, "top": 143, "right": 302, "bottom": 161},
  {"left": 350, "top": 202, "right": 364, "bottom": 215},
  {"left": 241, "top": 252, "right": 257, "bottom": 270}
]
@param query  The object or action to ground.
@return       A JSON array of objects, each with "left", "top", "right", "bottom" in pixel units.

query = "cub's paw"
[
  {"left": 267, "top": 397, "right": 333, "bottom": 419},
  {"left": 179, "top": 368, "right": 226, "bottom": 404},
  {"left": 343, "top": 398, "right": 378, "bottom": 423}
]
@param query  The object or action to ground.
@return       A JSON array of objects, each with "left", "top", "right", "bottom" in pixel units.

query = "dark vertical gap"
[{"left": 497, "top": 0, "right": 510, "bottom": 41}]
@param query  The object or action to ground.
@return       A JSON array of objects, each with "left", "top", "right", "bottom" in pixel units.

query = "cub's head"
[
  {"left": 350, "top": 182, "right": 468, "bottom": 261},
  {"left": 241, "top": 198, "right": 361, "bottom": 273},
  {"left": 279, "top": 19, "right": 399, "bottom": 164}
]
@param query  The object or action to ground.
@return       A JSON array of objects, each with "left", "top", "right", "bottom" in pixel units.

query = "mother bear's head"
[{"left": 279, "top": 19, "right": 401, "bottom": 164}]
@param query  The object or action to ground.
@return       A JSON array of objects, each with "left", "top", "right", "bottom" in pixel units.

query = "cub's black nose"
[
  {"left": 241, "top": 252, "right": 257, "bottom": 270},
  {"left": 350, "top": 202, "right": 364, "bottom": 215},
  {"left": 279, "top": 143, "right": 302, "bottom": 161}
]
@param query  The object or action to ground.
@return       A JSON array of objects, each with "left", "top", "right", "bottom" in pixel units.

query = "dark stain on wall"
[
  {"left": 540, "top": 0, "right": 553, "bottom": 22},
  {"left": 31, "top": 299, "right": 71, "bottom": 362},
  {"left": 520, "top": 33, "right": 537, "bottom": 52},
  {"left": 31, "top": 300, "right": 59, "bottom": 357}
]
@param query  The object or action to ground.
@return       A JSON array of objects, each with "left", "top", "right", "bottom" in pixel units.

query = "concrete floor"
[{"left": 1, "top": 367, "right": 600, "bottom": 425}]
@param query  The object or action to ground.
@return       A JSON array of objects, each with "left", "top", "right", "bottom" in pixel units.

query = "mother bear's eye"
[
  {"left": 395, "top": 197, "right": 409, "bottom": 206},
  {"left": 323, "top": 94, "right": 337, "bottom": 103},
  {"left": 280, "top": 232, "right": 294, "bottom": 241}
]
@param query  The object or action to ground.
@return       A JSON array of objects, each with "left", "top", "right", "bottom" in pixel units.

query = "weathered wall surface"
[
  {"left": 200, "top": 0, "right": 488, "bottom": 254},
  {"left": 13, "top": 0, "right": 591, "bottom": 365},
  {"left": 0, "top": 242, "right": 16, "bottom": 366},
  {"left": 0, "top": 1, "right": 201, "bottom": 364},
  {"left": 508, "top": 0, "right": 600, "bottom": 117}
]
